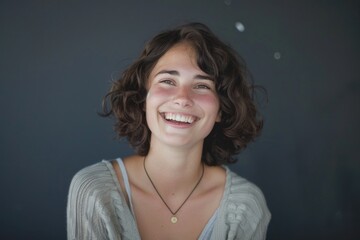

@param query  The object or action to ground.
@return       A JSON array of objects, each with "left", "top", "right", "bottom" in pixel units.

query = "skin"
[
  {"left": 145, "top": 42, "right": 221, "bottom": 152},
  {"left": 113, "top": 42, "right": 226, "bottom": 240}
]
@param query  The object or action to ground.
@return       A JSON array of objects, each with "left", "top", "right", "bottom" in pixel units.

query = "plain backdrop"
[{"left": 0, "top": 0, "right": 359, "bottom": 239}]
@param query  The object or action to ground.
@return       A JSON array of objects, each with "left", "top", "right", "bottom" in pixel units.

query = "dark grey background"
[{"left": 1, "top": 0, "right": 359, "bottom": 239}]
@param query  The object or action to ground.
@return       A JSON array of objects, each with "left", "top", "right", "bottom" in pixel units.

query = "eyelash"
[
  {"left": 194, "top": 84, "right": 211, "bottom": 89},
  {"left": 159, "top": 79, "right": 212, "bottom": 90},
  {"left": 160, "top": 79, "right": 175, "bottom": 85}
]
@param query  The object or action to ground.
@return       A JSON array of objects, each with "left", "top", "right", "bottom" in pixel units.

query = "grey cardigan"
[{"left": 67, "top": 160, "right": 271, "bottom": 240}]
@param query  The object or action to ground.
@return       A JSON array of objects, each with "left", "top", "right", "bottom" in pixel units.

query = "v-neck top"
[
  {"left": 67, "top": 159, "right": 271, "bottom": 239},
  {"left": 116, "top": 158, "right": 217, "bottom": 239}
]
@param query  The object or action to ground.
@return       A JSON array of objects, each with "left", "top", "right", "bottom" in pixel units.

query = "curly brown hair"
[{"left": 102, "top": 22, "right": 264, "bottom": 166}]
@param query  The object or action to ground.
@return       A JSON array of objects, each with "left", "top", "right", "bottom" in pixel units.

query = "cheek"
[
  {"left": 147, "top": 87, "right": 173, "bottom": 101},
  {"left": 146, "top": 87, "right": 172, "bottom": 114},
  {"left": 195, "top": 94, "right": 220, "bottom": 112}
]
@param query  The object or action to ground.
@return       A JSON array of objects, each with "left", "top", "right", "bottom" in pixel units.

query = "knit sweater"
[{"left": 67, "top": 160, "right": 271, "bottom": 240}]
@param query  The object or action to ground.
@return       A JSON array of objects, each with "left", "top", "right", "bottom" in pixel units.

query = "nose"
[{"left": 173, "top": 86, "right": 193, "bottom": 107}]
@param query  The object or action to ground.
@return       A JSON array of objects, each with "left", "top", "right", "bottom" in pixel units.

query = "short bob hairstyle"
[{"left": 102, "top": 22, "right": 264, "bottom": 166}]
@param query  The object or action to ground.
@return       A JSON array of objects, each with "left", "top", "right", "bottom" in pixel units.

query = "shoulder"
[
  {"left": 219, "top": 168, "right": 271, "bottom": 238},
  {"left": 226, "top": 169, "right": 267, "bottom": 203},
  {"left": 68, "top": 160, "right": 118, "bottom": 202},
  {"left": 70, "top": 161, "right": 113, "bottom": 186},
  {"left": 67, "top": 160, "right": 133, "bottom": 239},
  {"left": 224, "top": 168, "right": 270, "bottom": 217}
]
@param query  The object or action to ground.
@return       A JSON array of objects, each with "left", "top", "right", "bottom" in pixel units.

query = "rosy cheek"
[
  {"left": 148, "top": 86, "right": 174, "bottom": 99},
  {"left": 194, "top": 94, "right": 219, "bottom": 107}
]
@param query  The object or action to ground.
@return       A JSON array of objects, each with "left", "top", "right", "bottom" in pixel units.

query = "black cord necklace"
[{"left": 143, "top": 156, "right": 205, "bottom": 224}]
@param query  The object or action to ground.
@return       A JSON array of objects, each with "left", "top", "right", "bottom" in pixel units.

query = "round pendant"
[{"left": 171, "top": 216, "right": 178, "bottom": 223}]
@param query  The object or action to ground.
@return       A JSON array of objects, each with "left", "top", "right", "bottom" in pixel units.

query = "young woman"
[{"left": 67, "top": 22, "right": 271, "bottom": 240}]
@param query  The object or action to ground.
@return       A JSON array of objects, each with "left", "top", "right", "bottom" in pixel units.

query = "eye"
[
  {"left": 160, "top": 79, "right": 175, "bottom": 86},
  {"left": 194, "top": 84, "right": 210, "bottom": 89}
]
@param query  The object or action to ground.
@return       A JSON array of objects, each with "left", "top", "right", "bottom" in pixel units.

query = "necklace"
[{"left": 143, "top": 156, "right": 204, "bottom": 224}]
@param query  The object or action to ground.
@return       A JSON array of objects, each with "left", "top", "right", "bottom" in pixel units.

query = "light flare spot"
[{"left": 235, "top": 22, "right": 245, "bottom": 32}]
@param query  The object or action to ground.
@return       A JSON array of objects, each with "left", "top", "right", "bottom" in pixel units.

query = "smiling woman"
[
  {"left": 145, "top": 43, "right": 221, "bottom": 149},
  {"left": 67, "top": 22, "right": 271, "bottom": 240}
]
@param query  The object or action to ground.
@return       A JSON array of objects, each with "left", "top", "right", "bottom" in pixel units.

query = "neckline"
[{"left": 107, "top": 158, "right": 231, "bottom": 238}]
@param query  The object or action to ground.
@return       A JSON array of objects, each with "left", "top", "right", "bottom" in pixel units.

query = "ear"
[{"left": 215, "top": 110, "right": 221, "bottom": 122}]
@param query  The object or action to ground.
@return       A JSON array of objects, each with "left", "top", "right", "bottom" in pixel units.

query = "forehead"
[
  {"left": 163, "top": 42, "right": 196, "bottom": 60},
  {"left": 150, "top": 42, "right": 199, "bottom": 73}
]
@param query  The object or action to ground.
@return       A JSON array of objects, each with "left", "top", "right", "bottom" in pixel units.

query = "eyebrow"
[{"left": 155, "top": 70, "right": 214, "bottom": 81}]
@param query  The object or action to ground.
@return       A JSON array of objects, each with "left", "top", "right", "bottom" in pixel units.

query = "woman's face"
[{"left": 145, "top": 42, "right": 221, "bottom": 149}]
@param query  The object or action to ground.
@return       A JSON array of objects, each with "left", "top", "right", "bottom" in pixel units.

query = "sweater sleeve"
[
  {"left": 213, "top": 170, "right": 271, "bottom": 240},
  {"left": 230, "top": 176, "right": 271, "bottom": 240},
  {"left": 246, "top": 182, "right": 271, "bottom": 240},
  {"left": 66, "top": 163, "right": 117, "bottom": 240}
]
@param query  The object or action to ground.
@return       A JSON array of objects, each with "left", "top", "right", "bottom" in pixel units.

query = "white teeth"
[{"left": 164, "top": 113, "right": 195, "bottom": 123}]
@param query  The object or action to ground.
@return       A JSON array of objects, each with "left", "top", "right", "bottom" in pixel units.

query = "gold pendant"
[{"left": 171, "top": 216, "right": 178, "bottom": 223}]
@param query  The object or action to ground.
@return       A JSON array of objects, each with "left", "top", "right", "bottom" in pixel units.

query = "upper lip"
[{"left": 161, "top": 112, "right": 198, "bottom": 124}]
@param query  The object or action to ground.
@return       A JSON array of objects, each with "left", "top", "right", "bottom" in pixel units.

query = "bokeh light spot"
[{"left": 235, "top": 22, "right": 245, "bottom": 32}]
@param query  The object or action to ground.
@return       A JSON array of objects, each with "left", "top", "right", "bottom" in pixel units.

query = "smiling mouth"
[{"left": 161, "top": 112, "right": 197, "bottom": 124}]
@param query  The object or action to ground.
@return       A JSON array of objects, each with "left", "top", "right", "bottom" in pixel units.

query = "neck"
[{"left": 143, "top": 146, "right": 204, "bottom": 194}]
